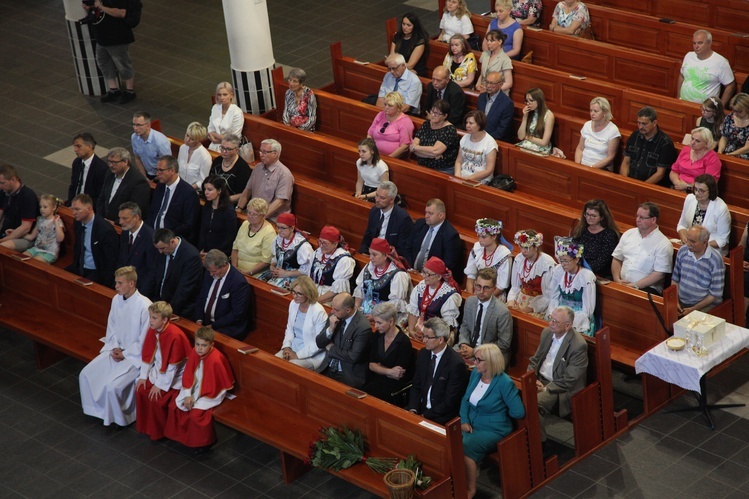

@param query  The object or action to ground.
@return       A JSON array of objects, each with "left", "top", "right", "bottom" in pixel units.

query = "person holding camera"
[{"left": 82, "top": 0, "right": 140, "bottom": 104}]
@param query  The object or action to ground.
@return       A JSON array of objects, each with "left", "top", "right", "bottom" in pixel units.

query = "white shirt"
[
  {"left": 580, "top": 121, "right": 621, "bottom": 167},
  {"left": 177, "top": 143, "right": 212, "bottom": 189},
  {"left": 78, "top": 155, "right": 94, "bottom": 195},
  {"left": 204, "top": 274, "right": 227, "bottom": 322},
  {"left": 378, "top": 206, "right": 394, "bottom": 239},
  {"left": 426, "top": 346, "right": 448, "bottom": 409},
  {"left": 207, "top": 103, "right": 245, "bottom": 152},
  {"left": 612, "top": 227, "right": 673, "bottom": 292},
  {"left": 539, "top": 333, "right": 565, "bottom": 381},
  {"left": 439, "top": 12, "right": 474, "bottom": 42},
  {"left": 156, "top": 180, "right": 179, "bottom": 229}
]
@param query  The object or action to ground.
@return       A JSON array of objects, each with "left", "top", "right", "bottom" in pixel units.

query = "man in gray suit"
[
  {"left": 457, "top": 268, "right": 513, "bottom": 366},
  {"left": 527, "top": 306, "right": 588, "bottom": 442},
  {"left": 316, "top": 293, "right": 373, "bottom": 388}
]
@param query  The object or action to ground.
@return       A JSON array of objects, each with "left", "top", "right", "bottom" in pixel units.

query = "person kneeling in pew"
[
  {"left": 79, "top": 266, "right": 152, "bottom": 427},
  {"left": 164, "top": 326, "right": 234, "bottom": 455},
  {"left": 135, "top": 301, "right": 191, "bottom": 441}
]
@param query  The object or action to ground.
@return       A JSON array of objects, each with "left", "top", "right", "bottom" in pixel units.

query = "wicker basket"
[{"left": 384, "top": 468, "right": 415, "bottom": 499}]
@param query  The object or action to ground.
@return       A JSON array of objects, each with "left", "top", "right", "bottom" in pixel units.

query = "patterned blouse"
[
  {"left": 415, "top": 122, "right": 460, "bottom": 170},
  {"left": 283, "top": 87, "right": 317, "bottom": 132},
  {"left": 512, "top": 0, "right": 542, "bottom": 27},
  {"left": 443, "top": 52, "right": 477, "bottom": 84},
  {"left": 720, "top": 113, "right": 749, "bottom": 159}
]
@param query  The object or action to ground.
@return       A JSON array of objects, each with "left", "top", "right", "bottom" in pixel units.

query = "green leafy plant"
[
  {"left": 307, "top": 427, "right": 398, "bottom": 474},
  {"left": 396, "top": 453, "right": 432, "bottom": 489}
]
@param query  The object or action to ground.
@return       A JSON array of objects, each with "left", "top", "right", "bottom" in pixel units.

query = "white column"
[
  {"left": 63, "top": 0, "right": 107, "bottom": 96},
  {"left": 222, "top": 0, "right": 276, "bottom": 114}
]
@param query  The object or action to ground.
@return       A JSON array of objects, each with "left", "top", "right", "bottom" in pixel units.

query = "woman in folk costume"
[
  {"left": 256, "top": 212, "right": 314, "bottom": 290},
  {"left": 547, "top": 237, "right": 597, "bottom": 336},
  {"left": 310, "top": 225, "right": 356, "bottom": 304},
  {"left": 464, "top": 218, "right": 513, "bottom": 300},
  {"left": 353, "top": 237, "right": 412, "bottom": 324},
  {"left": 164, "top": 327, "right": 235, "bottom": 454},
  {"left": 407, "top": 256, "right": 462, "bottom": 340},
  {"left": 506, "top": 230, "right": 555, "bottom": 315}
]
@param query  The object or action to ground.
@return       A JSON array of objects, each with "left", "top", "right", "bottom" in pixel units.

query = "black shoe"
[
  {"left": 119, "top": 91, "right": 136, "bottom": 104},
  {"left": 100, "top": 90, "right": 121, "bottom": 103},
  {"left": 194, "top": 445, "right": 213, "bottom": 456}
]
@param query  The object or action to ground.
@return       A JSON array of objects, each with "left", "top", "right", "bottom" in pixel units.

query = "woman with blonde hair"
[
  {"left": 670, "top": 127, "right": 722, "bottom": 191},
  {"left": 178, "top": 122, "right": 212, "bottom": 190},
  {"left": 438, "top": 0, "right": 474, "bottom": 43},
  {"left": 207, "top": 82, "right": 244, "bottom": 152},
  {"left": 276, "top": 276, "right": 328, "bottom": 372},
  {"left": 231, "top": 198, "right": 276, "bottom": 275},
  {"left": 575, "top": 96, "right": 620, "bottom": 170},
  {"left": 367, "top": 92, "right": 414, "bottom": 158}
]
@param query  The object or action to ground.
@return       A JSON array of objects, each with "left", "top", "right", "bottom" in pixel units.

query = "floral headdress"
[
  {"left": 554, "top": 236, "right": 583, "bottom": 260},
  {"left": 475, "top": 218, "right": 502, "bottom": 236},
  {"left": 514, "top": 230, "right": 543, "bottom": 248}
]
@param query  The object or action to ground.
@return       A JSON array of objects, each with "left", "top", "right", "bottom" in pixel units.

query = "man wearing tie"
[
  {"left": 359, "top": 181, "right": 413, "bottom": 259},
  {"left": 376, "top": 53, "right": 422, "bottom": 114},
  {"left": 97, "top": 147, "right": 151, "bottom": 223},
  {"left": 195, "top": 250, "right": 253, "bottom": 340},
  {"left": 424, "top": 66, "right": 466, "bottom": 127},
  {"left": 407, "top": 317, "right": 469, "bottom": 425},
  {"left": 66, "top": 133, "right": 108, "bottom": 208},
  {"left": 456, "top": 268, "right": 513, "bottom": 366},
  {"left": 152, "top": 228, "right": 202, "bottom": 320},
  {"left": 147, "top": 156, "right": 200, "bottom": 243},
  {"left": 65, "top": 194, "right": 118, "bottom": 288},
  {"left": 117, "top": 202, "right": 157, "bottom": 298},
  {"left": 315, "top": 293, "right": 373, "bottom": 388},
  {"left": 409, "top": 198, "right": 462, "bottom": 279}
]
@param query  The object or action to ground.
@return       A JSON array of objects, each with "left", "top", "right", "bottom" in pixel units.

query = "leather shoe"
[
  {"left": 119, "top": 91, "right": 137, "bottom": 104},
  {"left": 100, "top": 90, "right": 121, "bottom": 103}
]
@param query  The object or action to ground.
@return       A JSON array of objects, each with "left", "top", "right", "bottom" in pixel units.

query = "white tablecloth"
[{"left": 635, "top": 324, "right": 749, "bottom": 393}]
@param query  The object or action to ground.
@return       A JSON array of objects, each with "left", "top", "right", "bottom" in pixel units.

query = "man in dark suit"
[
  {"left": 477, "top": 71, "right": 514, "bottom": 142},
  {"left": 316, "top": 292, "right": 373, "bottom": 388},
  {"left": 195, "top": 249, "right": 253, "bottom": 340},
  {"left": 527, "top": 306, "right": 589, "bottom": 442},
  {"left": 409, "top": 199, "right": 462, "bottom": 279},
  {"left": 407, "top": 317, "right": 469, "bottom": 425},
  {"left": 359, "top": 181, "right": 413, "bottom": 259},
  {"left": 65, "top": 194, "right": 118, "bottom": 288},
  {"left": 117, "top": 201, "right": 157, "bottom": 298},
  {"left": 424, "top": 66, "right": 466, "bottom": 127},
  {"left": 457, "top": 268, "right": 513, "bottom": 366},
  {"left": 152, "top": 228, "right": 203, "bottom": 320},
  {"left": 66, "top": 133, "right": 108, "bottom": 208},
  {"left": 147, "top": 155, "right": 200, "bottom": 243},
  {"left": 97, "top": 147, "right": 151, "bottom": 223}
]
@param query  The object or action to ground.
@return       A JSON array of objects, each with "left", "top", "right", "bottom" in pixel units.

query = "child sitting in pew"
[
  {"left": 164, "top": 326, "right": 234, "bottom": 455},
  {"left": 135, "top": 301, "right": 191, "bottom": 441},
  {"left": 19, "top": 194, "right": 65, "bottom": 263}
]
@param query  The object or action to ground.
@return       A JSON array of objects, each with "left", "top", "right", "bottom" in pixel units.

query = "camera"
[{"left": 79, "top": 0, "right": 102, "bottom": 25}]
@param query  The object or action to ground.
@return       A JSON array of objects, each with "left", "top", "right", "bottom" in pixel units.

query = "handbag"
[
  {"left": 239, "top": 136, "right": 254, "bottom": 163},
  {"left": 489, "top": 173, "right": 516, "bottom": 192}
]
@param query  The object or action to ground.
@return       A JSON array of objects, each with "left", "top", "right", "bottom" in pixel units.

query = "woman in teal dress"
[
  {"left": 460, "top": 344, "right": 525, "bottom": 499},
  {"left": 547, "top": 237, "right": 597, "bottom": 336}
]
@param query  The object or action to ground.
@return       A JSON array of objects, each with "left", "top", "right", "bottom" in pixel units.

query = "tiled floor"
[{"left": 5, "top": 0, "right": 749, "bottom": 498}]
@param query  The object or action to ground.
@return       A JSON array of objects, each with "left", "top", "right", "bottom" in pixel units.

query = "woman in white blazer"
[
  {"left": 276, "top": 276, "right": 328, "bottom": 371},
  {"left": 676, "top": 174, "right": 731, "bottom": 256}
]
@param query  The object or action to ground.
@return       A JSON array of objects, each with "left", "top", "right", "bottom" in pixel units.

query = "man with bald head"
[
  {"left": 424, "top": 66, "right": 466, "bottom": 126},
  {"left": 477, "top": 71, "right": 514, "bottom": 142}
]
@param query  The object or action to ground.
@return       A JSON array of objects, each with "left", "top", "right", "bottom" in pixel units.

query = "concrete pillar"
[
  {"left": 63, "top": 0, "right": 107, "bottom": 96},
  {"left": 222, "top": 0, "right": 276, "bottom": 114}
]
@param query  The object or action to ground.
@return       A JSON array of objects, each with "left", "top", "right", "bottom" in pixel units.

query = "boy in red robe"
[
  {"left": 135, "top": 301, "right": 191, "bottom": 440},
  {"left": 164, "top": 326, "right": 234, "bottom": 454}
]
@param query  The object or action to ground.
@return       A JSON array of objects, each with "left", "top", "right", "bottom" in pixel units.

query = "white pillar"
[
  {"left": 222, "top": 0, "right": 276, "bottom": 114},
  {"left": 63, "top": 0, "right": 107, "bottom": 96}
]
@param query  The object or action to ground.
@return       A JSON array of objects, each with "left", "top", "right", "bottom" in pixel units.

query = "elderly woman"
[
  {"left": 550, "top": 0, "right": 591, "bottom": 36},
  {"left": 310, "top": 225, "right": 356, "bottom": 304},
  {"left": 353, "top": 237, "right": 412, "bottom": 322},
  {"left": 355, "top": 138, "right": 389, "bottom": 201},
  {"left": 257, "top": 213, "right": 314, "bottom": 289},
  {"left": 698, "top": 97, "right": 725, "bottom": 147},
  {"left": 407, "top": 256, "right": 462, "bottom": 340},
  {"left": 276, "top": 276, "right": 328, "bottom": 372},
  {"left": 485, "top": 0, "right": 524, "bottom": 60},
  {"left": 207, "top": 82, "right": 244, "bottom": 152},
  {"left": 511, "top": 0, "right": 542, "bottom": 26},
  {"left": 517, "top": 88, "right": 555, "bottom": 155},
  {"left": 670, "top": 127, "right": 722, "bottom": 191},
  {"left": 231, "top": 198, "right": 276, "bottom": 275},
  {"left": 439, "top": 0, "right": 474, "bottom": 43},
  {"left": 461, "top": 343, "right": 524, "bottom": 499},
  {"left": 548, "top": 237, "right": 596, "bottom": 336},
  {"left": 361, "top": 302, "right": 414, "bottom": 406},
  {"left": 390, "top": 12, "right": 430, "bottom": 77},
  {"left": 465, "top": 218, "right": 512, "bottom": 299},
  {"left": 209, "top": 134, "right": 251, "bottom": 204},
  {"left": 177, "top": 122, "right": 212, "bottom": 190},
  {"left": 443, "top": 35, "right": 477, "bottom": 89},
  {"left": 475, "top": 30, "right": 513, "bottom": 94},
  {"left": 455, "top": 110, "right": 498, "bottom": 184},
  {"left": 571, "top": 199, "right": 620, "bottom": 278},
  {"left": 677, "top": 174, "right": 731, "bottom": 256},
  {"left": 575, "top": 97, "right": 621, "bottom": 170},
  {"left": 411, "top": 100, "right": 460, "bottom": 174},
  {"left": 197, "top": 176, "right": 238, "bottom": 257},
  {"left": 367, "top": 92, "right": 414, "bottom": 158},
  {"left": 507, "top": 230, "right": 555, "bottom": 314},
  {"left": 718, "top": 93, "right": 749, "bottom": 160},
  {"left": 282, "top": 68, "right": 317, "bottom": 132}
]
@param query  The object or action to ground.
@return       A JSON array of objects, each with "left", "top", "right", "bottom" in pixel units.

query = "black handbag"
[{"left": 489, "top": 173, "right": 516, "bottom": 192}]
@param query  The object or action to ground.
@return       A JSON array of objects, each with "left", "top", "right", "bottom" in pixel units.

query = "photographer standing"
[{"left": 82, "top": 0, "right": 140, "bottom": 104}]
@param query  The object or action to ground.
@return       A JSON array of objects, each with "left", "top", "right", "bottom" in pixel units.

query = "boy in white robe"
[{"left": 79, "top": 266, "right": 151, "bottom": 426}]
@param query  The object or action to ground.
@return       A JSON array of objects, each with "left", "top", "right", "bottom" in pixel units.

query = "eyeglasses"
[
  {"left": 474, "top": 285, "right": 494, "bottom": 291},
  {"left": 290, "top": 290, "right": 304, "bottom": 297},
  {"left": 421, "top": 271, "right": 438, "bottom": 278},
  {"left": 422, "top": 335, "right": 437, "bottom": 341},
  {"left": 276, "top": 225, "right": 291, "bottom": 231},
  {"left": 474, "top": 357, "right": 485, "bottom": 363},
  {"left": 387, "top": 64, "right": 403, "bottom": 72},
  {"left": 259, "top": 149, "right": 276, "bottom": 155},
  {"left": 584, "top": 212, "right": 600, "bottom": 218},
  {"left": 693, "top": 187, "right": 708, "bottom": 194},
  {"left": 132, "top": 123, "right": 147, "bottom": 128},
  {"left": 379, "top": 122, "right": 390, "bottom": 134},
  {"left": 107, "top": 159, "right": 125, "bottom": 165},
  {"left": 550, "top": 318, "right": 570, "bottom": 326},
  {"left": 485, "top": 80, "right": 501, "bottom": 86},
  {"left": 558, "top": 259, "right": 574, "bottom": 265},
  {"left": 220, "top": 146, "right": 237, "bottom": 152},
  {"left": 155, "top": 167, "right": 172, "bottom": 173}
]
